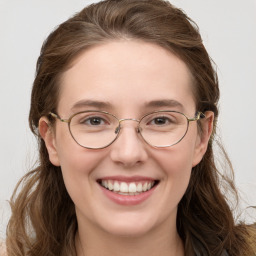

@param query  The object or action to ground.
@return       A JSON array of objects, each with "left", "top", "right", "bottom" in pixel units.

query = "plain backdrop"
[{"left": 0, "top": 0, "right": 256, "bottom": 238}]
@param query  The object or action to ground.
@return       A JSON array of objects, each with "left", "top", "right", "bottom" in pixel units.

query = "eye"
[
  {"left": 151, "top": 117, "right": 170, "bottom": 125},
  {"left": 81, "top": 116, "right": 108, "bottom": 126},
  {"left": 148, "top": 116, "right": 174, "bottom": 126}
]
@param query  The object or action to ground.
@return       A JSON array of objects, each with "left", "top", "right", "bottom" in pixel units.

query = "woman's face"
[{"left": 41, "top": 40, "right": 212, "bottom": 237}]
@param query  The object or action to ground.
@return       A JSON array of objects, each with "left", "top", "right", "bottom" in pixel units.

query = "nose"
[{"left": 110, "top": 121, "right": 148, "bottom": 168}]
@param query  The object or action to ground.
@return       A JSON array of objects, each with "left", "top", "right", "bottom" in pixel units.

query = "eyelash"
[{"left": 80, "top": 116, "right": 109, "bottom": 126}]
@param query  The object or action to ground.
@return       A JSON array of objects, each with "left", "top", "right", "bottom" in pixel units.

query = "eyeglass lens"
[{"left": 68, "top": 111, "right": 189, "bottom": 149}]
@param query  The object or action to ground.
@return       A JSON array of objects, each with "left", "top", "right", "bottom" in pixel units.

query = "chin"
[{"left": 98, "top": 214, "right": 157, "bottom": 238}]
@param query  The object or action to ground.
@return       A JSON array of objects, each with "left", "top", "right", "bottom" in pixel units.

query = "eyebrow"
[
  {"left": 71, "top": 99, "right": 184, "bottom": 112},
  {"left": 71, "top": 99, "right": 112, "bottom": 111},
  {"left": 144, "top": 99, "right": 184, "bottom": 111}
]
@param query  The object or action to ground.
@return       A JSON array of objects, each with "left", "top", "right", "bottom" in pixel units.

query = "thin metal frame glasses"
[{"left": 49, "top": 110, "right": 205, "bottom": 149}]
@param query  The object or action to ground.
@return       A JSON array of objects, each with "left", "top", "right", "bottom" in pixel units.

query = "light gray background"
[{"left": 0, "top": 0, "right": 255, "bottom": 238}]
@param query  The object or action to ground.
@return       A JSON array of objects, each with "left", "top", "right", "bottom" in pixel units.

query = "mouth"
[{"left": 97, "top": 179, "right": 160, "bottom": 196}]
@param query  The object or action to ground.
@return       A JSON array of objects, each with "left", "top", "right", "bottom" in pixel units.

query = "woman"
[{"left": 5, "top": 0, "right": 255, "bottom": 255}]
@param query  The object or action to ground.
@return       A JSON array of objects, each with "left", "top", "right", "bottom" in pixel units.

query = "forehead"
[{"left": 58, "top": 40, "right": 195, "bottom": 116}]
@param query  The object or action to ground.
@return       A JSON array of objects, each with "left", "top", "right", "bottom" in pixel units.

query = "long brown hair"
[{"left": 6, "top": 0, "right": 255, "bottom": 255}]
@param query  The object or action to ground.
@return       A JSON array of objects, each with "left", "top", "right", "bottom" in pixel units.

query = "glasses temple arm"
[
  {"left": 188, "top": 111, "right": 205, "bottom": 122},
  {"left": 49, "top": 112, "right": 69, "bottom": 123}
]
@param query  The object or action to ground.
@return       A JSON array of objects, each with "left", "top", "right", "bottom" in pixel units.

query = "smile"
[
  {"left": 99, "top": 180, "right": 157, "bottom": 195},
  {"left": 97, "top": 176, "right": 160, "bottom": 205}
]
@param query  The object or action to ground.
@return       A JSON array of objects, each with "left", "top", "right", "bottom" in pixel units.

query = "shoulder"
[{"left": 0, "top": 241, "right": 7, "bottom": 256}]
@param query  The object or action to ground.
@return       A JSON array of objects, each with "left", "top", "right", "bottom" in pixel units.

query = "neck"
[{"left": 75, "top": 218, "right": 184, "bottom": 256}]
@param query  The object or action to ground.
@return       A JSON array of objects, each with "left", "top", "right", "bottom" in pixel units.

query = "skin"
[
  {"left": 40, "top": 40, "right": 214, "bottom": 256},
  {"left": 0, "top": 242, "right": 6, "bottom": 256}
]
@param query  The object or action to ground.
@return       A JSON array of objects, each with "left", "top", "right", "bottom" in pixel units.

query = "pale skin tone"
[
  {"left": 0, "top": 242, "right": 6, "bottom": 256},
  {"left": 40, "top": 40, "right": 214, "bottom": 256}
]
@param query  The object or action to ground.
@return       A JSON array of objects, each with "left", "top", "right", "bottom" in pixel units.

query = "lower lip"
[{"left": 99, "top": 184, "right": 158, "bottom": 206}]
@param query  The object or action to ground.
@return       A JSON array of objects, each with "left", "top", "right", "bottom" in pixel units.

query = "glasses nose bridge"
[
  {"left": 116, "top": 118, "right": 140, "bottom": 134},
  {"left": 119, "top": 118, "right": 140, "bottom": 124}
]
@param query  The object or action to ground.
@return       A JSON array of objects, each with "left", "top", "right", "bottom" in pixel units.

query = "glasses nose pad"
[
  {"left": 115, "top": 125, "right": 141, "bottom": 134},
  {"left": 137, "top": 126, "right": 142, "bottom": 133},
  {"left": 115, "top": 125, "right": 121, "bottom": 134}
]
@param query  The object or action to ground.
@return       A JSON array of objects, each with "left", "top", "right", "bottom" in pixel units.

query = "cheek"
[
  {"left": 55, "top": 125, "right": 103, "bottom": 171},
  {"left": 155, "top": 137, "right": 197, "bottom": 177},
  {"left": 54, "top": 127, "right": 106, "bottom": 195},
  {"left": 157, "top": 148, "right": 193, "bottom": 189},
  {"left": 151, "top": 130, "right": 198, "bottom": 198}
]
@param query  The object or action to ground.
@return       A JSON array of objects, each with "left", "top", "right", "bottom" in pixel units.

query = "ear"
[
  {"left": 192, "top": 111, "right": 214, "bottom": 167},
  {"left": 39, "top": 117, "right": 60, "bottom": 166}
]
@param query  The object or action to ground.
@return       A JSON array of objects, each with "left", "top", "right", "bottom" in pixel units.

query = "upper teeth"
[{"left": 101, "top": 180, "right": 155, "bottom": 194}]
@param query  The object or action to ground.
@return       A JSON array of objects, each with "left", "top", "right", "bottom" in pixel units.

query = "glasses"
[{"left": 49, "top": 110, "right": 205, "bottom": 149}]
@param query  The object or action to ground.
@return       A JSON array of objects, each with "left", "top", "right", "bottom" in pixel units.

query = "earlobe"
[
  {"left": 192, "top": 111, "right": 214, "bottom": 167},
  {"left": 39, "top": 117, "right": 60, "bottom": 166}
]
